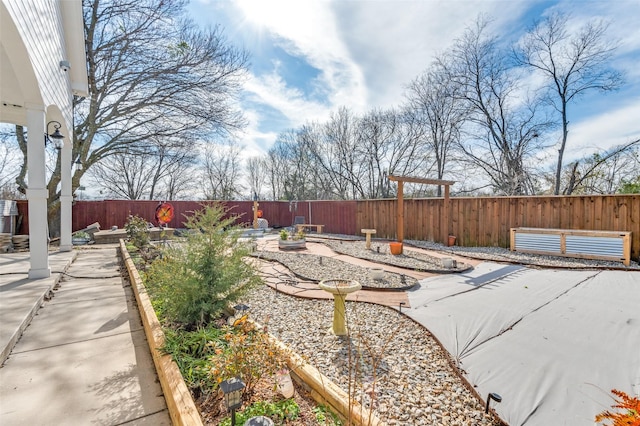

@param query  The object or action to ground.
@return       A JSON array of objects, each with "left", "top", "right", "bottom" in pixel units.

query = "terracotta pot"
[
  {"left": 448, "top": 235, "right": 457, "bottom": 246},
  {"left": 389, "top": 242, "right": 403, "bottom": 255}
]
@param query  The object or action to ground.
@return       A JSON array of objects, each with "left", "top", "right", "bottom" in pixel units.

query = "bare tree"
[
  {"left": 264, "top": 145, "right": 286, "bottom": 201},
  {"left": 146, "top": 141, "right": 197, "bottom": 200},
  {"left": 89, "top": 136, "right": 196, "bottom": 200},
  {"left": 13, "top": 0, "right": 248, "bottom": 233},
  {"left": 200, "top": 142, "right": 244, "bottom": 200},
  {"left": 444, "top": 17, "right": 551, "bottom": 195},
  {"left": 246, "top": 156, "right": 267, "bottom": 199},
  {"left": 0, "top": 129, "right": 22, "bottom": 199},
  {"left": 355, "top": 108, "right": 429, "bottom": 198},
  {"left": 515, "top": 12, "right": 623, "bottom": 194},
  {"left": 90, "top": 153, "right": 156, "bottom": 200},
  {"left": 264, "top": 129, "right": 318, "bottom": 201},
  {"left": 300, "top": 108, "right": 361, "bottom": 199},
  {"left": 162, "top": 160, "right": 197, "bottom": 200},
  {"left": 556, "top": 139, "right": 639, "bottom": 194},
  {"left": 405, "top": 65, "right": 466, "bottom": 196}
]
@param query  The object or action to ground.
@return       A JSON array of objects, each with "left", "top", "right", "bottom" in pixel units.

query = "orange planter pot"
[{"left": 389, "top": 242, "right": 403, "bottom": 255}]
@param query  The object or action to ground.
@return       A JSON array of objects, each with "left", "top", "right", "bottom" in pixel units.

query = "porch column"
[
  {"left": 59, "top": 135, "right": 72, "bottom": 251},
  {"left": 26, "top": 106, "right": 50, "bottom": 278}
]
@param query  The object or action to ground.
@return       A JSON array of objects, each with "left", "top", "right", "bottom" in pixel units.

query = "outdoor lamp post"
[
  {"left": 220, "top": 377, "right": 245, "bottom": 426},
  {"left": 45, "top": 121, "right": 64, "bottom": 149}
]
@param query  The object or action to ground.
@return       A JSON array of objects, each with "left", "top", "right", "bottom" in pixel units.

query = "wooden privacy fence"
[
  {"left": 14, "top": 194, "right": 639, "bottom": 260},
  {"left": 356, "top": 195, "right": 639, "bottom": 260},
  {"left": 15, "top": 199, "right": 358, "bottom": 236}
]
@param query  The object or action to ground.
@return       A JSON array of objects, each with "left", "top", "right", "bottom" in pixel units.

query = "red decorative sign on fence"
[{"left": 155, "top": 202, "right": 174, "bottom": 225}]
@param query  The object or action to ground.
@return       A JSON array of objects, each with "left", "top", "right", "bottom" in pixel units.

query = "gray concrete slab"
[
  {"left": 0, "top": 247, "right": 170, "bottom": 425},
  {"left": 0, "top": 250, "right": 76, "bottom": 364}
]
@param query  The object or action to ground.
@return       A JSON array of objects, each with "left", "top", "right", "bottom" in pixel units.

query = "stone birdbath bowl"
[{"left": 318, "top": 279, "right": 361, "bottom": 336}]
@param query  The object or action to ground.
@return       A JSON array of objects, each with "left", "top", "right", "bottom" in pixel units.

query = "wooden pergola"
[{"left": 388, "top": 175, "right": 456, "bottom": 247}]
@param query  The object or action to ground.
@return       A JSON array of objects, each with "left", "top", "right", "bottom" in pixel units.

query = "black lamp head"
[
  {"left": 45, "top": 121, "right": 65, "bottom": 149},
  {"left": 485, "top": 392, "right": 503, "bottom": 413}
]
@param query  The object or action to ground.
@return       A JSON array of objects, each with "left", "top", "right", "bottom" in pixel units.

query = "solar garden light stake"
[
  {"left": 485, "top": 392, "right": 502, "bottom": 414},
  {"left": 399, "top": 301, "right": 406, "bottom": 314},
  {"left": 220, "top": 377, "right": 245, "bottom": 426},
  {"left": 233, "top": 304, "right": 250, "bottom": 317}
]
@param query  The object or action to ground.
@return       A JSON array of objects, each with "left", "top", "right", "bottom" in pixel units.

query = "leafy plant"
[
  {"left": 279, "top": 229, "right": 289, "bottom": 240},
  {"left": 124, "top": 215, "right": 150, "bottom": 249},
  {"left": 219, "top": 399, "right": 300, "bottom": 426},
  {"left": 73, "top": 231, "right": 90, "bottom": 240},
  {"left": 294, "top": 229, "right": 305, "bottom": 240},
  {"left": 208, "top": 319, "right": 288, "bottom": 396},
  {"left": 314, "top": 405, "right": 343, "bottom": 425},
  {"left": 162, "top": 326, "right": 226, "bottom": 394},
  {"left": 595, "top": 389, "right": 640, "bottom": 425},
  {"left": 144, "top": 204, "right": 261, "bottom": 327}
]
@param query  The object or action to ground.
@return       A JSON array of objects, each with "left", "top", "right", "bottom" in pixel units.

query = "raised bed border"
[
  {"left": 120, "top": 240, "right": 203, "bottom": 426},
  {"left": 119, "top": 239, "right": 383, "bottom": 426}
]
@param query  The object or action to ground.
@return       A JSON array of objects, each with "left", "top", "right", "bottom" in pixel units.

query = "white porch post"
[
  {"left": 26, "top": 106, "right": 50, "bottom": 278},
  {"left": 59, "top": 136, "right": 72, "bottom": 251}
]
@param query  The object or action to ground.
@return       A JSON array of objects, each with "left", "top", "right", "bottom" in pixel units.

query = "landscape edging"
[
  {"left": 119, "top": 240, "right": 203, "bottom": 426},
  {"left": 256, "top": 321, "right": 385, "bottom": 426},
  {"left": 122, "top": 239, "right": 385, "bottom": 425}
]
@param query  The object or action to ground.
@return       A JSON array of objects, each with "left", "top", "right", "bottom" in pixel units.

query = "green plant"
[
  {"left": 73, "top": 231, "right": 90, "bottom": 240},
  {"left": 125, "top": 215, "right": 150, "bottom": 249},
  {"left": 294, "top": 229, "right": 305, "bottom": 240},
  {"left": 144, "top": 204, "right": 262, "bottom": 327},
  {"left": 162, "top": 326, "right": 225, "bottom": 394},
  {"left": 219, "top": 398, "right": 300, "bottom": 426},
  {"left": 279, "top": 229, "right": 289, "bottom": 240},
  {"left": 314, "top": 405, "right": 343, "bottom": 425},
  {"left": 208, "top": 319, "right": 288, "bottom": 396}
]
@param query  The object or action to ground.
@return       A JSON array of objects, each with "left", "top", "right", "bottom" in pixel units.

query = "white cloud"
[
  {"left": 192, "top": 0, "right": 640, "bottom": 163},
  {"left": 232, "top": 107, "right": 279, "bottom": 156},
  {"left": 243, "top": 71, "right": 332, "bottom": 128},
  {"left": 331, "top": 1, "right": 531, "bottom": 108},
  {"left": 567, "top": 99, "right": 640, "bottom": 157},
  {"left": 235, "top": 0, "right": 368, "bottom": 111}
]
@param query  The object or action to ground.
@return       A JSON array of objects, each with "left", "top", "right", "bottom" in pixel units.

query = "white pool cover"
[{"left": 407, "top": 263, "right": 640, "bottom": 425}]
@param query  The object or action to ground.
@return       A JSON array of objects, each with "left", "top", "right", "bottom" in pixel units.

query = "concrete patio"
[{"left": 0, "top": 246, "right": 170, "bottom": 425}]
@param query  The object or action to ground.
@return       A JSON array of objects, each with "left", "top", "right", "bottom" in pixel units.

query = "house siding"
[{"left": 3, "top": 0, "right": 74, "bottom": 124}]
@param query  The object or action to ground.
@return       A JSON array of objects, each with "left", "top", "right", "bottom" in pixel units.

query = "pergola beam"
[
  {"left": 388, "top": 175, "right": 455, "bottom": 248},
  {"left": 388, "top": 175, "right": 455, "bottom": 186}
]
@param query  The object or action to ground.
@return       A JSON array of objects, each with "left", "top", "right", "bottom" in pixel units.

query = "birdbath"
[
  {"left": 318, "top": 279, "right": 361, "bottom": 336},
  {"left": 361, "top": 228, "right": 376, "bottom": 250}
]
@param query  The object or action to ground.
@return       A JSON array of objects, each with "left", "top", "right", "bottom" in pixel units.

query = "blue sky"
[{"left": 187, "top": 0, "right": 640, "bottom": 164}]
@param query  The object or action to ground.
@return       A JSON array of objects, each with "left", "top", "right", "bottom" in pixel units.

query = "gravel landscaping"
[
  {"left": 254, "top": 250, "right": 417, "bottom": 290},
  {"left": 244, "top": 286, "right": 501, "bottom": 426},
  {"left": 243, "top": 236, "right": 509, "bottom": 425},
  {"left": 241, "top": 234, "right": 639, "bottom": 425}
]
